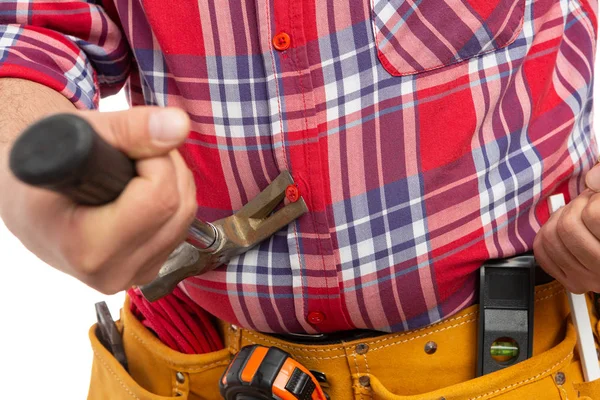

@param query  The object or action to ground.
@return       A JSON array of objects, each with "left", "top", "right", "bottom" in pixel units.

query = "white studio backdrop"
[{"left": 2, "top": 62, "right": 600, "bottom": 398}]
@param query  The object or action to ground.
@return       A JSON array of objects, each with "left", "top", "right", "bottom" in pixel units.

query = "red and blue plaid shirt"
[{"left": 1, "top": 0, "right": 597, "bottom": 333}]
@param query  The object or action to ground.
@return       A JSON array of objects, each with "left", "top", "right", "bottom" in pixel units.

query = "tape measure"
[{"left": 220, "top": 345, "right": 329, "bottom": 400}]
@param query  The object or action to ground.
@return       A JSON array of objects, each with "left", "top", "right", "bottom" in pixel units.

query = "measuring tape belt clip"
[{"left": 220, "top": 345, "right": 329, "bottom": 400}]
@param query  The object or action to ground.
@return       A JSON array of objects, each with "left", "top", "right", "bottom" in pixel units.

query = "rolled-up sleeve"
[{"left": 0, "top": 1, "right": 131, "bottom": 110}]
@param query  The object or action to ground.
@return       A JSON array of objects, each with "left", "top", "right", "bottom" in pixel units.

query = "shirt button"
[
  {"left": 272, "top": 32, "right": 291, "bottom": 51},
  {"left": 285, "top": 184, "right": 300, "bottom": 203},
  {"left": 307, "top": 311, "right": 325, "bottom": 325}
]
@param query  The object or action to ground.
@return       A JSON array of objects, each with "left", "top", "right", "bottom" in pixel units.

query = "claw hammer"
[{"left": 9, "top": 113, "right": 308, "bottom": 301}]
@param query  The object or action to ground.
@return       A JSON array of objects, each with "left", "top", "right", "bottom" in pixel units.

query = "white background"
[{"left": 1, "top": 60, "right": 600, "bottom": 399}]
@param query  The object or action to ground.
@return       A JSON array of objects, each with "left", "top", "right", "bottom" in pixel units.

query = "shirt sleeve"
[{"left": 0, "top": 1, "right": 132, "bottom": 110}]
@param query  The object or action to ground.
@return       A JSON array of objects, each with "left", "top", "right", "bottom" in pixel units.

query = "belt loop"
[
  {"left": 344, "top": 342, "right": 373, "bottom": 399},
  {"left": 226, "top": 324, "right": 242, "bottom": 354},
  {"left": 172, "top": 370, "right": 189, "bottom": 398}
]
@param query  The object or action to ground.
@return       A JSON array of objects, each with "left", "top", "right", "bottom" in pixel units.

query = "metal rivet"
[
  {"left": 230, "top": 324, "right": 238, "bottom": 332},
  {"left": 176, "top": 372, "right": 185, "bottom": 384},
  {"left": 555, "top": 372, "right": 566, "bottom": 385},
  {"left": 359, "top": 375, "right": 370, "bottom": 387},
  {"left": 355, "top": 343, "right": 369, "bottom": 355},
  {"left": 424, "top": 341, "right": 437, "bottom": 355}
]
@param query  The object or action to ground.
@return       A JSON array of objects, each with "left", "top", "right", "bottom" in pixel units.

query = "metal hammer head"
[{"left": 140, "top": 171, "right": 308, "bottom": 301}]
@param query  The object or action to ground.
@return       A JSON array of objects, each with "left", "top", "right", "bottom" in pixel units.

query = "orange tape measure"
[{"left": 220, "top": 345, "right": 329, "bottom": 400}]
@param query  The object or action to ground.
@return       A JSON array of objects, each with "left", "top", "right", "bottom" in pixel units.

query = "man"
[{"left": 0, "top": 0, "right": 599, "bottom": 398}]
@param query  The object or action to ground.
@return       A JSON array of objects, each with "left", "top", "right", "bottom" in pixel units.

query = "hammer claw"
[
  {"left": 236, "top": 171, "right": 294, "bottom": 220},
  {"left": 140, "top": 171, "right": 308, "bottom": 302},
  {"left": 249, "top": 198, "right": 308, "bottom": 244}
]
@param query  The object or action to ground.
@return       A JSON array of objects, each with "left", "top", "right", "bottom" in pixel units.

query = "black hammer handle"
[{"left": 9, "top": 113, "right": 135, "bottom": 206}]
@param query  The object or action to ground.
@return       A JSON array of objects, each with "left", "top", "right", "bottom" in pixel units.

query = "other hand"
[{"left": 534, "top": 164, "right": 600, "bottom": 293}]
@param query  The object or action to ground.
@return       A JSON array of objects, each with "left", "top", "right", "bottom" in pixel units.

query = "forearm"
[
  {"left": 0, "top": 78, "right": 76, "bottom": 151},
  {"left": 0, "top": 78, "right": 76, "bottom": 222}
]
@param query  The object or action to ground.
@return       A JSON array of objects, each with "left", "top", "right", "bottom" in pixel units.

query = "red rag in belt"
[{"left": 127, "top": 286, "right": 223, "bottom": 354}]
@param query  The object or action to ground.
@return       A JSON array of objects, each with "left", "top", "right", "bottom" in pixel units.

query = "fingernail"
[
  {"left": 148, "top": 108, "right": 189, "bottom": 145},
  {"left": 587, "top": 165, "right": 600, "bottom": 192}
]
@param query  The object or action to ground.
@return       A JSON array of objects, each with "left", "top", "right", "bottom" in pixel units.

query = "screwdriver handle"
[{"left": 9, "top": 113, "right": 135, "bottom": 205}]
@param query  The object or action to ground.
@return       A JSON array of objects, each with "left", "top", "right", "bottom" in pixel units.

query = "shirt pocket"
[{"left": 370, "top": 0, "right": 526, "bottom": 76}]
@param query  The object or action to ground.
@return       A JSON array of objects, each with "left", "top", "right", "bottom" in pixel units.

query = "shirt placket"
[{"left": 255, "top": 0, "right": 351, "bottom": 333}]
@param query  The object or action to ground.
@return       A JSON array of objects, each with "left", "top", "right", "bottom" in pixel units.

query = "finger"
[
  {"left": 77, "top": 106, "right": 190, "bottom": 159},
  {"left": 556, "top": 191, "right": 600, "bottom": 270},
  {"left": 534, "top": 232, "right": 569, "bottom": 284},
  {"left": 129, "top": 247, "right": 175, "bottom": 287},
  {"left": 582, "top": 191, "right": 600, "bottom": 240},
  {"left": 538, "top": 208, "right": 590, "bottom": 293},
  {"left": 92, "top": 154, "right": 180, "bottom": 240},
  {"left": 585, "top": 163, "right": 600, "bottom": 192},
  {"left": 60, "top": 154, "right": 181, "bottom": 277},
  {"left": 129, "top": 151, "right": 197, "bottom": 287}
]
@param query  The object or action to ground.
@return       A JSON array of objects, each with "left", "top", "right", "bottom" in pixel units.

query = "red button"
[
  {"left": 307, "top": 311, "right": 325, "bottom": 325},
  {"left": 286, "top": 184, "right": 300, "bottom": 203},
  {"left": 273, "top": 32, "right": 291, "bottom": 51}
]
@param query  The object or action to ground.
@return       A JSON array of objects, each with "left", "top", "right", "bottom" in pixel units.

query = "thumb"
[
  {"left": 586, "top": 162, "right": 600, "bottom": 192},
  {"left": 79, "top": 106, "right": 190, "bottom": 159}
]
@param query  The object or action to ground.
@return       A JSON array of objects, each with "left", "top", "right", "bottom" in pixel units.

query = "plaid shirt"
[{"left": 0, "top": 0, "right": 597, "bottom": 334}]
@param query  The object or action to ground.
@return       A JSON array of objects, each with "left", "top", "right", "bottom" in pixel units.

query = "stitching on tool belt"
[
  {"left": 364, "top": 353, "right": 372, "bottom": 399},
  {"left": 127, "top": 329, "right": 230, "bottom": 371},
  {"left": 243, "top": 318, "right": 477, "bottom": 360},
  {"left": 358, "top": 312, "right": 478, "bottom": 347},
  {"left": 535, "top": 285, "right": 560, "bottom": 296},
  {"left": 559, "top": 384, "right": 569, "bottom": 400},
  {"left": 368, "top": 318, "right": 477, "bottom": 352},
  {"left": 467, "top": 352, "right": 573, "bottom": 400},
  {"left": 287, "top": 353, "right": 347, "bottom": 360},
  {"left": 243, "top": 311, "right": 477, "bottom": 352},
  {"left": 353, "top": 352, "right": 364, "bottom": 400},
  {"left": 535, "top": 290, "right": 564, "bottom": 303},
  {"left": 92, "top": 348, "right": 141, "bottom": 400}
]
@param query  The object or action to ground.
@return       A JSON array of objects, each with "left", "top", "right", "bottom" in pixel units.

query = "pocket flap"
[{"left": 371, "top": 0, "right": 525, "bottom": 76}]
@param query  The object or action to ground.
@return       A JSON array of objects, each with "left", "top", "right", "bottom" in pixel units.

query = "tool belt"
[{"left": 87, "top": 280, "right": 600, "bottom": 400}]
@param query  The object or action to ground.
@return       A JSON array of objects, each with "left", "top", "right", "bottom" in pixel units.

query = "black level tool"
[
  {"left": 9, "top": 113, "right": 135, "bottom": 206},
  {"left": 477, "top": 254, "right": 535, "bottom": 376}
]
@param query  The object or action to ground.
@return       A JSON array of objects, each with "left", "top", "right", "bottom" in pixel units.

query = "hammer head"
[{"left": 140, "top": 171, "right": 308, "bottom": 301}]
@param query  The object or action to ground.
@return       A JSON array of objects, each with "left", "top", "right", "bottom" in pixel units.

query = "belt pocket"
[
  {"left": 369, "top": 0, "right": 525, "bottom": 76},
  {"left": 367, "top": 321, "right": 581, "bottom": 399},
  {"left": 88, "top": 309, "right": 231, "bottom": 400},
  {"left": 574, "top": 318, "right": 600, "bottom": 399},
  {"left": 88, "top": 323, "right": 185, "bottom": 400}
]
